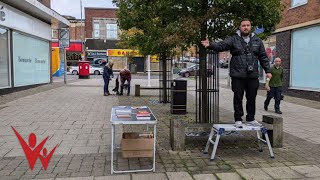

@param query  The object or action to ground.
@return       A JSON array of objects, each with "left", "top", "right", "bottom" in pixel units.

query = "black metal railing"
[
  {"left": 195, "top": 51, "right": 219, "bottom": 123},
  {"left": 159, "top": 58, "right": 173, "bottom": 103}
]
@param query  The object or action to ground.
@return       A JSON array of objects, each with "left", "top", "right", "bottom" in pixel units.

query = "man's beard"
[{"left": 241, "top": 31, "right": 250, "bottom": 37}]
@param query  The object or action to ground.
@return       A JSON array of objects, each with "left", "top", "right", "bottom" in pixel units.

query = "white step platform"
[{"left": 204, "top": 123, "right": 274, "bottom": 161}]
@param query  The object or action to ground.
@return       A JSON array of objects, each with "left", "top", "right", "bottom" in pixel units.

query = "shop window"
[
  {"left": 0, "top": 27, "right": 10, "bottom": 88},
  {"left": 13, "top": 32, "right": 50, "bottom": 86},
  {"left": 291, "top": 26, "right": 320, "bottom": 90}
]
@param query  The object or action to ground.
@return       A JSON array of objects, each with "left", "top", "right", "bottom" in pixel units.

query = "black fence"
[
  {"left": 195, "top": 51, "right": 219, "bottom": 123},
  {"left": 159, "top": 58, "right": 173, "bottom": 103}
]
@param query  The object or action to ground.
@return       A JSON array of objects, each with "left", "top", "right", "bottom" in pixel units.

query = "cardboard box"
[{"left": 121, "top": 132, "right": 154, "bottom": 158}]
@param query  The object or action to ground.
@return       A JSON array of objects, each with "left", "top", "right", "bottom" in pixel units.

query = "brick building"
[
  {"left": 84, "top": 8, "right": 146, "bottom": 72},
  {"left": 51, "top": 16, "right": 85, "bottom": 66},
  {"left": 85, "top": 8, "right": 118, "bottom": 39},
  {"left": 274, "top": 0, "right": 320, "bottom": 100},
  {"left": 37, "top": 0, "right": 51, "bottom": 8},
  {"left": 84, "top": 8, "right": 118, "bottom": 67}
]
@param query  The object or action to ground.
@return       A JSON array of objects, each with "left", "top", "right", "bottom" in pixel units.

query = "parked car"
[
  {"left": 179, "top": 57, "right": 189, "bottom": 62},
  {"left": 190, "top": 57, "right": 196, "bottom": 63},
  {"left": 68, "top": 65, "right": 104, "bottom": 75},
  {"left": 178, "top": 64, "right": 213, "bottom": 77},
  {"left": 221, "top": 60, "right": 229, "bottom": 68}
]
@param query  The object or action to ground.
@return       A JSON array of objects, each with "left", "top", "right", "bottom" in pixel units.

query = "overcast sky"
[{"left": 51, "top": 0, "right": 116, "bottom": 19}]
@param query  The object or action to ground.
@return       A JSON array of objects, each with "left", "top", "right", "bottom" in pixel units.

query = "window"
[
  {"left": 291, "top": 26, "right": 320, "bottom": 90},
  {"left": 93, "top": 22, "right": 100, "bottom": 39},
  {"left": 52, "top": 29, "right": 58, "bottom": 39},
  {"left": 0, "top": 27, "right": 10, "bottom": 88},
  {"left": 13, "top": 32, "right": 50, "bottom": 86},
  {"left": 291, "top": 0, "right": 308, "bottom": 7},
  {"left": 106, "top": 24, "right": 118, "bottom": 39}
]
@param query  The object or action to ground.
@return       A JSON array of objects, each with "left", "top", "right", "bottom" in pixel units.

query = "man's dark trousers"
[
  {"left": 103, "top": 76, "right": 110, "bottom": 93},
  {"left": 120, "top": 77, "right": 131, "bottom": 95},
  {"left": 232, "top": 77, "right": 259, "bottom": 122},
  {"left": 265, "top": 87, "right": 282, "bottom": 111}
]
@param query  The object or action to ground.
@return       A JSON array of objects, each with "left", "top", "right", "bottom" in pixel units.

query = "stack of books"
[
  {"left": 116, "top": 109, "right": 132, "bottom": 119},
  {"left": 136, "top": 110, "right": 151, "bottom": 120}
]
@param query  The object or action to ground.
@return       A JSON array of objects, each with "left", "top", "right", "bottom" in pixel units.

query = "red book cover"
[{"left": 136, "top": 111, "right": 151, "bottom": 117}]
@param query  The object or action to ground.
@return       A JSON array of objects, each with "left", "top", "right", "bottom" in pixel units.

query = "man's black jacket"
[{"left": 208, "top": 31, "right": 271, "bottom": 79}]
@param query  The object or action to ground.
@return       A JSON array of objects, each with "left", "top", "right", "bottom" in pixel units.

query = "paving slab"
[
  {"left": 216, "top": 172, "right": 242, "bottom": 180},
  {"left": 290, "top": 165, "right": 320, "bottom": 178},
  {"left": 56, "top": 177, "right": 94, "bottom": 180},
  {"left": 94, "top": 175, "right": 131, "bottom": 180},
  {"left": 132, "top": 173, "right": 168, "bottom": 180},
  {"left": 166, "top": 172, "right": 193, "bottom": 180},
  {"left": 262, "top": 167, "right": 303, "bottom": 179},
  {"left": 193, "top": 174, "right": 217, "bottom": 180},
  {"left": 236, "top": 168, "right": 273, "bottom": 180}
]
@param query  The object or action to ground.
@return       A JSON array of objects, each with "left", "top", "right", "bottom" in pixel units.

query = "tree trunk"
[{"left": 198, "top": 0, "right": 208, "bottom": 123}]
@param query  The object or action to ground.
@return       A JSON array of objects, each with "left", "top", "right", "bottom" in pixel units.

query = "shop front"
[
  {"left": 86, "top": 51, "right": 107, "bottom": 65},
  {"left": 0, "top": 1, "right": 69, "bottom": 94},
  {"left": 107, "top": 49, "right": 145, "bottom": 72},
  {"left": 52, "top": 42, "right": 83, "bottom": 66}
]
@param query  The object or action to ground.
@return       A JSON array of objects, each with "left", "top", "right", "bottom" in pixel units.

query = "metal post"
[
  {"left": 227, "top": 58, "right": 231, "bottom": 87},
  {"left": 162, "top": 55, "right": 167, "bottom": 103},
  {"left": 80, "top": 0, "right": 85, "bottom": 60},
  {"left": 147, "top": 55, "right": 151, "bottom": 87},
  {"left": 64, "top": 48, "right": 67, "bottom": 84}
]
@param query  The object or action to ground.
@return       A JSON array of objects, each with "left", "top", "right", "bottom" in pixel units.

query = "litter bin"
[
  {"left": 130, "top": 64, "right": 137, "bottom": 74},
  {"left": 78, "top": 61, "right": 90, "bottom": 79},
  {"left": 171, "top": 79, "right": 187, "bottom": 114}
]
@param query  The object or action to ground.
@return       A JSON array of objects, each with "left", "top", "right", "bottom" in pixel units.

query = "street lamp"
[{"left": 80, "top": 0, "right": 85, "bottom": 60}]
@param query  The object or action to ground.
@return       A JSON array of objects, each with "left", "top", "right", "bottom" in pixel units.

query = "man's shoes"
[
  {"left": 246, "top": 120, "right": 262, "bottom": 127},
  {"left": 107, "top": 92, "right": 111, "bottom": 95},
  {"left": 264, "top": 103, "right": 268, "bottom": 111},
  {"left": 235, "top": 121, "right": 243, "bottom": 128},
  {"left": 275, "top": 110, "right": 282, "bottom": 114},
  {"left": 118, "top": 93, "right": 123, "bottom": 96},
  {"left": 104, "top": 93, "right": 109, "bottom": 96}
]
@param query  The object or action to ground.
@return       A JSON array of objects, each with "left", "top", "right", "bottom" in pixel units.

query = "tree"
[{"left": 114, "top": 0, "right": 283, "bottom": 121}]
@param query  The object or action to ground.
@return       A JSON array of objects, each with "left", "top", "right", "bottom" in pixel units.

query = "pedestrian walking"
[
  {"left": 201, "top": 18, "right": 272, "bottom": 128},
  {"left": 102, "top": 60, "right": 114, "bottom": 96},
  {"left": 264, "top": 57, "right": 283, "bottom": 114}
]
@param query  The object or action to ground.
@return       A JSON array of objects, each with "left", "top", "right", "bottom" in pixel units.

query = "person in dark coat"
[
  {"left": 201, "top": 18, "right": 272, "bottom": 128},
  {"left": 102, "top": 60, "right": 113, "bottom": 96}
]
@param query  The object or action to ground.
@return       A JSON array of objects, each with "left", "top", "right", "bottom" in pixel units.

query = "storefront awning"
[{"left": 0, "top": 0, "right": 69, "bottom": 29}]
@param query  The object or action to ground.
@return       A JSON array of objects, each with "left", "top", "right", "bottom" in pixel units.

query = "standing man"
[
  {"left": 201, "top": 18, "right": 272, "bottom": 128},
  {"left": 102, "top": 60, "right": 114, "bottom": 96},
  {"left": 264, "top": 57, "right": 283, "bottom": 114}
]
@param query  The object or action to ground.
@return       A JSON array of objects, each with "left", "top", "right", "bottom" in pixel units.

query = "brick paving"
[{"left": 0, "top": 74, "right": 319, "bottom": 179}]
